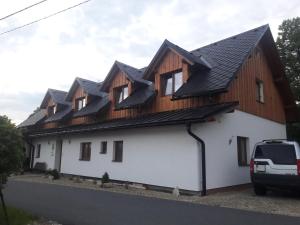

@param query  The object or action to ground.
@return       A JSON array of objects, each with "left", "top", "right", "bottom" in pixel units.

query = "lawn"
[{"left": 0, "top": 206, "right": 37, "bottom": 225}]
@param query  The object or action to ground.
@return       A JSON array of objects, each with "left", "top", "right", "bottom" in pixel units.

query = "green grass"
[{"left": 0, "top": 206, "right": 37, "bottom": 225}]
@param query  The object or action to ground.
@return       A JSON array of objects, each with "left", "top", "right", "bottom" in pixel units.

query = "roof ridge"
[{"left": 48, "top": 88, "right": 67, "bottom": 94}]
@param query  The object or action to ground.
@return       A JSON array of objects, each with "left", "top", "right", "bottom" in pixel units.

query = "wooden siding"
[
  {"left": 220, "top": 47, "right": 286, "bottom": 123},
  {"left": 107, "top": 70, "right": 133, "bottom": 119},
  {"left": 39, "top": 46, "right": 287, "bottom": 128},
  {"left": 68, "top": 86, "right": 90, "bottom": 125}
]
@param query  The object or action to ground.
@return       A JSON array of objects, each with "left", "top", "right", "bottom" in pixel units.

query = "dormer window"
[
  {"left": 48, "top": 105, "right": 57, "bottom": 116},
  {"left": 115, "top": 85, "right": 128, "bottom": 104},
  {"left": 161, "top": 71, "right": 183, "bottom": 96},
  {"left": 75, "top": 97, "right": 86, "bottom": 111}
]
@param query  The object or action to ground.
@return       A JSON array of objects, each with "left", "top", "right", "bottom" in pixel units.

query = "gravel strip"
[{"left": 11, "top": 174, "right": 300, "bottom": 218}]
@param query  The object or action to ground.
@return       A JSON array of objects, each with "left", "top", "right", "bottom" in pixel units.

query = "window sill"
[
  {"left": 256, "top": 100, "right": 265, "bottom": 104},
  {"left": 112, "top": 160, "right": 122, "bottom": 163},
  {"left": 79, "top": 159, "right": 90, "bottom": 161}
]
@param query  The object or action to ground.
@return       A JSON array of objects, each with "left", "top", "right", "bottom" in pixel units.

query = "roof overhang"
[{"left": 26, "top": 102, "right": 239, "bottom": 138}]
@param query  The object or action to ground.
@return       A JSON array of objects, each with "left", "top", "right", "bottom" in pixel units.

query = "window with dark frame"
[
  {"left": 36, "top": 144, "right": 41, "bottom": 158},
  {"left": 48, "top": 105, "right": 56, "bottom": 116},
  {"left": 237, "top": 136, "right": 249, "bottom": 166},
  {"left": 80, "top": 142, "right": 91, "bottom": 161},
  {"left": 161, "top": 71, "right": 183, "bottom": 96},
  {"left": 113, "top": 141, "right": 123, "bottom": 162},
  {"left": 256, "top": 79, "right": 264, "bottom": 103},
  {"left": 115, "top": 85, "right": 128, "bottom": 105},
  {"left": 100, "top": 141, "right": 107, "bottom": 154},
  {"left": 75, "top": 97, "right": 86, "bottom": 111}
]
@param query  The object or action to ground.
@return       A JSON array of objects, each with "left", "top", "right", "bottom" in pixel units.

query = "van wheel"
[{"left": 254, "top": 185, "right": 266, "bottom": 196}]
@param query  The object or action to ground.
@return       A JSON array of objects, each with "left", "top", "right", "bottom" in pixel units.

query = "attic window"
[
  {"left": 48, "top": 105, "right": 56, "bottom": 116},
  {"left": 161, "top": 71, "right": 183, "bottom": 96},
  {"left": 256, "top": 79, "right": 264, "bottom": 103},
  {"left": 76, "top": 97, "right": 86, "bottom": 111},
  {"left": 115, "top": 85, "right": 128, "bottom": 104}
]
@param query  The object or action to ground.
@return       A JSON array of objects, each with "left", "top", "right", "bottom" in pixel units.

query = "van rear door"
[{"left": 254, "top": 143, "right": 297, "bottom": 175}]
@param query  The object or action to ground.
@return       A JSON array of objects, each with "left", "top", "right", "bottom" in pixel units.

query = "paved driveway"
[{"left": 3, "top": 180, "right": 300, "bottom": 225}]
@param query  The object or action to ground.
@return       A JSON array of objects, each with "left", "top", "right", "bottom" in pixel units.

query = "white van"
[{"left": 250, "top": 140, "right": 300, "bottom": 195}]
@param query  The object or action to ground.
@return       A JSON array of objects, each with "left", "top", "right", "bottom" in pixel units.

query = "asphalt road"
[{"left": 3, "top": 180, "right": 300, "bottom": 225}]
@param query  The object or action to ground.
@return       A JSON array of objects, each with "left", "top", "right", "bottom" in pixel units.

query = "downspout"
[
  {"left": 186, "top": 123, "right": 206, "bottom": 196},
  {"left": 24, "top": 136, "right": 35, "bottom": 169}
]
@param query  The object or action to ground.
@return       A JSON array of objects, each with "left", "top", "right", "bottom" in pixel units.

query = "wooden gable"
[
  {"left": 221, "top": 46, "right": 286, "bottom": 123},
  {"left": 107, "top": 69, "right": 133, "bottom": 119}
]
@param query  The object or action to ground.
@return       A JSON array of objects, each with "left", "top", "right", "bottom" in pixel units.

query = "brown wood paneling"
[
  {"left": 68, "top": 85, "right": 90, "bottom": 125},
  {"left": 220, "top": 46, "right": 286, "bottom": 123}
]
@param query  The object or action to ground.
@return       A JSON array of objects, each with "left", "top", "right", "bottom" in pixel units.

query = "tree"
[
  {"left": 276, "top": 17, "right": 300, "bottom": 142},
  {"left": 276, "top": 17, "right": 300, "bottom": 101},
  {"left": 0, "top": 115, "right": 24, "bottom": 225}
]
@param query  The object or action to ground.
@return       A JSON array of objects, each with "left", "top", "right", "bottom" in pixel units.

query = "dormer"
[
  {"left": 101, "top": 61, "right": 155, "bottom": 111},
  {"left": 40, "top": 89, "right": 72, "bottom": 123},
  {"left": 66, "top": 77, "right": 109, "bottom": 118},
  {"left": 142, "top": 40, "right": 212, "bottom": 99}
]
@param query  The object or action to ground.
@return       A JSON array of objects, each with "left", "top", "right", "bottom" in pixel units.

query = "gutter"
[{"left": 186, "top": 123, "right": 206, "bottom": 196}]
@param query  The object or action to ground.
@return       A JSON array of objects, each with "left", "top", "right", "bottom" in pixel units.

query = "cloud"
[{"left": 0, "top": 0, "right": 300, "bottom": 124}]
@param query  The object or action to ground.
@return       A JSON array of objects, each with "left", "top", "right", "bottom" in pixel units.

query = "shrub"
[
  {"left": 101, "top": 172, "right": 109, "bottom": 184},
  {"left": 46, "top": 169, "right": 60, "bottom": 180}
]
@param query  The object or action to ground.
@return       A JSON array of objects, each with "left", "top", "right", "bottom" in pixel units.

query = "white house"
[{"left": 19, "top": 25, "right": 298, "bottom": 195}]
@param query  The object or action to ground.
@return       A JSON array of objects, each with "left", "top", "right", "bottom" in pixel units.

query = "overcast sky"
[{"left": 0, "top": 0, "right": 299, "bottom": 124}]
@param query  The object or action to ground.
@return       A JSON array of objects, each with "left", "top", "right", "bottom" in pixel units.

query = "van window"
[{"left": 255, "top": 144, "right": 296, "bottom": 165}]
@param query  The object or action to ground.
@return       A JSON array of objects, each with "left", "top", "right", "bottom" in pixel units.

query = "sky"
[{"left": 0, "top": 0, "right": 299, "bottom": 125}]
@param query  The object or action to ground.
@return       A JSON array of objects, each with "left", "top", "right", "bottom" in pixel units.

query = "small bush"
[
  {"left": 101, "top": 172, "right": 110, "bottom": 184},
  {"left": 46, "top": 169, "right": 60, "bottom": 180}
]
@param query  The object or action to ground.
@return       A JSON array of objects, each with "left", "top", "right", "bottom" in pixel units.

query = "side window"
[
  {"left": 36, "top": 144, "right": 41, "bottom": 158},
  {"left": 100, "top": 141, "right": 107, "bottom": 154},
  {"left": 161, "top": 71, "right": 183, "bottom": 96},
  {"left": 48, "top": 105, "right": 56, "bottom": 116},
  {"left": 113, "top": 141, "right": 123, "bottom": 162},
  {"left": 80, "top": 142, "right": 91, "bottom": 161},
  {"left": 115, "top": 85, "right": 129, "bottom": 105},
  {"left": 256, "top": 79, "right": 264, "bottom": 103},
  {"left": 76, "top": 97, "right": 87, "bottom": 111},
  {"left": 237, "top": 136, "right": 249, "bottom": 166}
]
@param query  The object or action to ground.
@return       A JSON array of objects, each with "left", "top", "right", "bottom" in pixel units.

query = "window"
[
  {"left": 80, "top": 142, "right": 91, "bottom": 161},
  {"left": 161, "top": 71, "right": 183, "bottom": 96},
  {"left": 100, "top": 141, "right": 107, "bottom": 154},
  {"left": 256, "top": 79, "right": 264, "bottom": 103},
  {"left": 255, "top": 144, "right": 296, "bottom": 165},
  {"left": 36, "top": 144, "right": 41, "bottom": 158},
  {"left": 115, "top": 85, "right": 128, "bottom": 104},
  {"left": 48, "top": 105, "right": 56, "bottom": 116},
  {"left": 237, "top": 136, "right": 249, "bottom": 166},
  {"left": 76, "top": 97, "right": 86, "bottom": 111},
  {"left": 113, "top": 141, "right": 123, "bottom": 162}
]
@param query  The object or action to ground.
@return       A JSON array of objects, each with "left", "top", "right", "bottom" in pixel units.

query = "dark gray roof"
[
  {"left": 73, "top": 97, "right": 110, "bottom": 118},
  {"left": 18, "top": 109, "right": 47, "bottom": 128},
  {"left": 115, "top": 85, "right": 156, "bottom": 110},
  {"left": 40, "top": 89, "right": 69, "bottom": 108},
  {"left": 44, "top": 105, "right": 72, "bottom": 123},
  {"left": 66, "top": 77, "right": 106, "bottom": 101},
  {"left": 173, "top": 25, "right": 269, "bottom": 98},
  {"left": 27, "top": 102, "right": 238, "bottom": 137},
  {"left": 101, "top": 61, "right": 151, "bottom": 91}
]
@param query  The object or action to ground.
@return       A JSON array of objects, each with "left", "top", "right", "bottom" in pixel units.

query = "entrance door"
[{"left": 54, "top": 140, "right": 63, "bottom": 172}]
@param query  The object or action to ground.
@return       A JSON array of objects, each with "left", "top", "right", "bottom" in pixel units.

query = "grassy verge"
[{"left": 0, "top": 206, "right": 37, "bottom": 225}]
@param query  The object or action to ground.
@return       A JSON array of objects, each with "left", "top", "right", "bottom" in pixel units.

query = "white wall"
[
  {"left": 60, "top": 126, "right": 201, "bottom": 191},
  {"left": 194, "top": 110, "right": 286, "bottom": 190},
  {"left": 32, "top": 138, "right": 56, "bottom": 170},
  {"left": 32, "top": 110, "right": 286, "bottom": 191}
]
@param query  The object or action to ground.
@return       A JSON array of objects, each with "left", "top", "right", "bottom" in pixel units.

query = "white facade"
[{"left": 32, "top": 110, "right": 286, "bottom": 191}]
